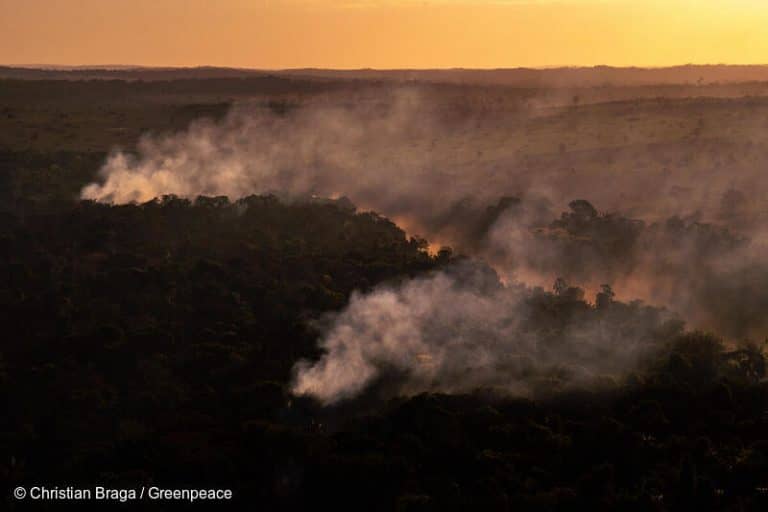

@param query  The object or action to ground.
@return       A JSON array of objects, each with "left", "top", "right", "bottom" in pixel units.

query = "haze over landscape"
[{"left": 3, "top": 0, "right": 768, "bottom": 510}]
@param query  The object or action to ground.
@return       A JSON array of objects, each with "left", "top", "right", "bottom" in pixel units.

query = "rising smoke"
[
  {"left": 291, "top": 261, "right": 680, "bottom": 405},
  {"left": 81, "top": 88, "right": 768, "bottom": 403}
]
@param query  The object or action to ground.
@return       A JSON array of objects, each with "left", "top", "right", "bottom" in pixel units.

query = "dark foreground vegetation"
[
  {"left": 0, "top": 195, "right": 766, "bottom": 511},
  {"left": 1, "top": 76, "right": 768, "bottom": 511}
]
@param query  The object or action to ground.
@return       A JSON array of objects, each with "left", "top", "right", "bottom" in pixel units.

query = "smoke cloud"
[
  {"left": 81, "top": 90, "right": 479, "bottom": 223},
  {"left": 291, "top": 261, "right": 680, "bottom": 405},
  {"left": 81, "top": 88, "right": 768, "bottom": 402}
]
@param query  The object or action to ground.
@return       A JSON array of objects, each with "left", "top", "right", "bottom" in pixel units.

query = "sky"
[{"left": 0, "top": 0, "right": 766, "bottom": 69}]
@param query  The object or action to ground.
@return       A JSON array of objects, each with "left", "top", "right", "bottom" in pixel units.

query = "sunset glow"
[{"left": 1, "top": 0, "right": 766, "bottom": 68}]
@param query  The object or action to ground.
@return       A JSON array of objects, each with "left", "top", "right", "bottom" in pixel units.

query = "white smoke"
[
  {"left": 80, "top": 88, "right": 768, "bottom": 403},
  {"left": 81, "top": 90, "right": 487, "bottom": 225},
  {"left": 292, "top": 262, "right": 677, "bottom": 405}
]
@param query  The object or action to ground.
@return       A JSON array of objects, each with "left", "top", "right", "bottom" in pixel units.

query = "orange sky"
[{"left": 1, "top": 0, "right": 766, "bottom": 68}]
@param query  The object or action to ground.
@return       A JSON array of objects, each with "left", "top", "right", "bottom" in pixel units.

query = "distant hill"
[
  {"left": 0, "top": 65, "right": 269, "bottom": 81},
  {"left": 280, "top": 65, "right": 768, "bottom": 87},
  {"left": 3, "top": 64, "right": 768, "bottom": 86}
]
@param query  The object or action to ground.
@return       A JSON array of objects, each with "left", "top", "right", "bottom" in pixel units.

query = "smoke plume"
[
  {"left": 81, "top": 88, "right": 768, "bottom": 402},
  {"left": 291, "top": 261, "right": 680, "bottom": 405}
]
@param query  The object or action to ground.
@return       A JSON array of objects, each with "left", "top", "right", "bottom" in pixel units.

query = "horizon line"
[{"left": 5, "top": 63, "right": 768, "bottom": 72}]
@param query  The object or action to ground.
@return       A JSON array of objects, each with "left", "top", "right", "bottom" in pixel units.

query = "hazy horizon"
[
  {"left": 6, "top": 2, "right": 768, "bottom": 506},
  {"left": 2, "top": 1, "right": 767, "bottom": 69},
  {"left": 5, "top": 63, "right": 768, "bottom": 71}
]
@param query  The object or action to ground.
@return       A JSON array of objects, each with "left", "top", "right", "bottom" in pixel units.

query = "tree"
[{"left": 595, "top": 284, "right": 615, "bottom": 309}]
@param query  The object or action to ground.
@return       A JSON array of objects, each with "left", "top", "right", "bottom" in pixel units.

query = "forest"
[{"left": 2, "top": 72, "right": 768, "bottom": 510}]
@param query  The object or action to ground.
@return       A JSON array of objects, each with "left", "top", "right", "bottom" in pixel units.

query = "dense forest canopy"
[
  {"left": 2, "top": 76, "right": 768, "bottom": 510},
  {"left": 2, "top": 194, "right": 767, "bottom": 511}
]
